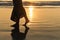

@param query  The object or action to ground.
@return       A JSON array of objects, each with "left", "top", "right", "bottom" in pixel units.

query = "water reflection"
[
  {"left": 29, "top": 6, "right": 34, "bottom": 20},
  {"left": 11, "top": 23, "right": 29, "bottom": 40}
]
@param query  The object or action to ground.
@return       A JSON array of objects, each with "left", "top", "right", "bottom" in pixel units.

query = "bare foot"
[
  {"left": 11, "top": 23, "right": 19, "bottom": 27},
  {"left": 23, "top": 19, "right": 30, "bottom": 26},
  {"left": 11, "top": 23, "right": 16, "bottom": 27},
  {"left": 25, "top": 19, "right": 30, "bottom": 24}
]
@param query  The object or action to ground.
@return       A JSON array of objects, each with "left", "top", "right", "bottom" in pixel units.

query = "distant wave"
[{"left": 0, "top": 6, "right": 60, "bottom": 8}]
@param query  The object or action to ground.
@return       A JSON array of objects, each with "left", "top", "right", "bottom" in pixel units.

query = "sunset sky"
[{"left": 1, "top": 0, "right": 60, "bottom": 1}]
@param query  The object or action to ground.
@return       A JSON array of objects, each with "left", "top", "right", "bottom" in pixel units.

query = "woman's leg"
[{"left": 22, "top": 7, "right": 29, "bottom": 25}]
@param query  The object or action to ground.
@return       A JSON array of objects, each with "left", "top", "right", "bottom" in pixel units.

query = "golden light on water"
[{"left": 29, "top": 6, "right": 34, "bottom": 20}]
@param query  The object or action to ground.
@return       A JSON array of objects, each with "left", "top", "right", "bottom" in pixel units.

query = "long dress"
[{"left": 10, "top": 0, "right": 26, "bottom": 22}]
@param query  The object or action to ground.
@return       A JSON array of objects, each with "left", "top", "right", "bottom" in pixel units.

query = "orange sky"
[
  {"left": 1, "top": 0, "right": 60, "bottom": 1},
  {"left": 23, "top": 0, "right": 60, "bottom": 1}
]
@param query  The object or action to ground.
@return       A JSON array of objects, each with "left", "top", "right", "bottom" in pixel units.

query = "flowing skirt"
[{"left": 10, "top": 6, "right": 26, "bottom": 22}]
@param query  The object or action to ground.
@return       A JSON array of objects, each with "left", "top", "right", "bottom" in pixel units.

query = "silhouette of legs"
[{"left": 21, "top": 7, "right": 30, "bottom": 25}]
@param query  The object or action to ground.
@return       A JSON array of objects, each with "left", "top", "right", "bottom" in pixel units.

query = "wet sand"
[{"left": 0, "top": 7, "right": 60, "bottom": 40}]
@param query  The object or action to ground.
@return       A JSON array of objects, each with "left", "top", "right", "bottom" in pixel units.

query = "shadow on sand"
[{"left": 11, "top": 23, "right": 29, "bottom": 40}]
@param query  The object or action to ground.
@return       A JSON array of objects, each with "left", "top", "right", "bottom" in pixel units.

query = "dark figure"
[
  {"left": 10, "top": 0, "right": 29, "bottom": 25},
  {"left": 11, "top": 23, "right": 29, "bottom": 40}
]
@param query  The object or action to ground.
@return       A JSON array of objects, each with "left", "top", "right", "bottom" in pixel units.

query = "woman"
[{"left": 11, "top": 0, "right": 29, "bottom": 25}]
